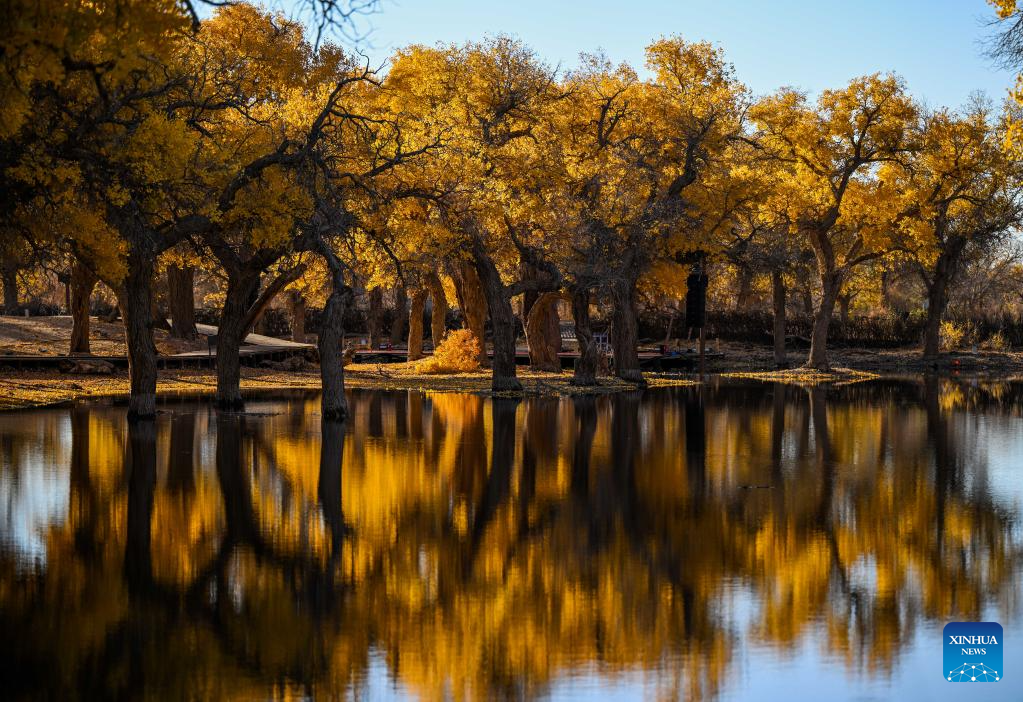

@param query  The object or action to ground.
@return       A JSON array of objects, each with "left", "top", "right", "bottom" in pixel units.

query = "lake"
[{"left": 0, "top": 379, "right": 1021, "bottom": 701}]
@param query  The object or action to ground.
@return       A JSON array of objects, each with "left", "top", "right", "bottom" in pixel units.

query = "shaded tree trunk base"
[
  {"left": 426, "top": 272, "right": 448, "bottom": 349},
  {"left": 525, "top": 291, "right": 563, "bottom": 372},
  {"left": 771, "top": 269, "right": 787, "bottom": 369},
  {"left": 120, "top": 254, "right": 159, "bottom": 420},
  {"left": 215, "top": 271, "right": 260, "bottom": 410},
  {"left": 390, "top": 285, "right": 408, "bottom": 347},
  {"left": 452, "top": 261, "right": 489, "bottom": 367},
  {"left": 69, "top": 262, "right": 97, "bottom": 355},
  {"left": 167, "top": 265, "right": 197, "bottom": 340},
  {"left": 616, "top": 369, "right": 647, "bottom": 385},
  {"left": 367, "top": 286, "right": 384, "bottom": 350},
  {"left": 569, "top": 287, "right": 599, "bottom": 386},
  {"left": 610, "top": 277, "right": 644, "bottom": 386},
  {"left": 805, "top": 271, "right": 840, "bottom": 373},
  {"left": 491, "top": 375, "right": 523, "bottom": 392},
  {"left": 407, "top": 288, "right": 426, "bottom": 361}
]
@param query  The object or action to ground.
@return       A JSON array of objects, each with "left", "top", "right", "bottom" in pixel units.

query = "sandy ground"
[{"left": 0, "top": 316, "right": 209, "bottom": 356}]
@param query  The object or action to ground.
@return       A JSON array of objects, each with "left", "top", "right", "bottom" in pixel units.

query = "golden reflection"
[{"left": 0, "top": 381, "right": 1020, "bottom": 700}]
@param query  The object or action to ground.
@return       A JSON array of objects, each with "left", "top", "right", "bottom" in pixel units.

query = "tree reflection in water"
[{"left": 0, "top": 381, "right": 1020, "bottom": 700}]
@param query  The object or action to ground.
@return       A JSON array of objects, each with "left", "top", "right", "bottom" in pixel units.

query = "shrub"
[
  {"left": 941, "top": 321, "right": 978, "bottom": 351},
  {"left": 415, "top": 329, "right": 481, "bottom": 374},
  {"left": 940, "top": 321, "right": 965, "bottom": 350},
  {"left": 984, "top": 330, "right": 1010, "bottom": 352}
]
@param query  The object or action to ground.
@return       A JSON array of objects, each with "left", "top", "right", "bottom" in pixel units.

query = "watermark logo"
[{"left": 943, "top": 622, "right": 1003, "bottom": 682}]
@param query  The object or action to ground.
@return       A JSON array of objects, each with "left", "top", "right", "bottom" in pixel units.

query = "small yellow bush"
[
  {"left": 416, "top": 329, "right": 482, "bottom": 374},
  {"left": 940, "top": 321, "right": 965, "bottom": 350},
  {"left": 941, "top": 321, "right": 980, "bottom": 351},
  {"left": 984, "top": 331, "right": 1010, "bottom": 352}
]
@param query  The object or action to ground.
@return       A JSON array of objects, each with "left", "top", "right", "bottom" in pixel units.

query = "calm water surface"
[{"left": 1, "top": 379, "right": 1021, "bottom": 701}]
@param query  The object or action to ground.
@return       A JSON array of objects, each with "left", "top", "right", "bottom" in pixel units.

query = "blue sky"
[{"left": 350, "top": 0, "right": 1016, "bottom": 109}]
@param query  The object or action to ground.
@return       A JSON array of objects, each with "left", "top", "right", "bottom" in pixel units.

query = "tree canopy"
[{"left": 2, "top": 1, "right": 1023, "bottom": 414}]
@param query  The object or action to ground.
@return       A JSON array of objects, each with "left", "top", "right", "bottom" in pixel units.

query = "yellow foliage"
[
  {"left": 940, "top": 321, "right": 976, "bottom": 351},
  {"left": 984, "top": 330, "right": 1010, "bottom": 352},
  {"left": 415, "top": 329, "right": 482, "bottom": 374},
  {"left": 990, "top": 0, "right": 1018, "bottom": 19}
]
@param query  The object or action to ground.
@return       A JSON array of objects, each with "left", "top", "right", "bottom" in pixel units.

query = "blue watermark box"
[{"left": 943, "top": 622, "right": 1003, "bottom": 682}]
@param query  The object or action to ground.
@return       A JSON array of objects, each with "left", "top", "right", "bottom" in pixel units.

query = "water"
[{"left": 0, "top": 379, "right": 1021, "bottom": 701}]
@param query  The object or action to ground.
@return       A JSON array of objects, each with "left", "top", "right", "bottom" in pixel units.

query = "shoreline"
[
  {"left": 0, "top": 363, "right": 701, "bottom": 412},
  {"left": 1, "top": 355, "right": 1020, "bottom": 411}
]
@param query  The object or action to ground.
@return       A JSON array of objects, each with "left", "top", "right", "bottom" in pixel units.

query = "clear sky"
[{"left": 351, "top": 0, "right": 1016, "bottom": 109}]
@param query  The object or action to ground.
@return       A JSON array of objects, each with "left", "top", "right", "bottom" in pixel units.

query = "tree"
[
  {"left": 7, "top": 1, "right": 206, "bottom": 416},
  {"left": 988, "top": 0, "right": 1023, "bottom": 155},
  {"left": 751, "top": 75, "right": 918, "bottom": 370},
  {"left": 556, "top": 40, "right": 746, "bottom": 382},
  {"left": 884, "top": 104, "right": 1023, "bottom": 359},
  {"left": 387, "top": 39, "right": 564, "bottom": 391},
  {"left": 180, "top": 4, "right": 405, "bottom": 408}
]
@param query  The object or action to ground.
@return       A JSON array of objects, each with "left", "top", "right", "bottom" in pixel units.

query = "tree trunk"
[
  {"left": 407, "top": 288, "right": 426, "bottom": 361},
  {"left": 245, "top": 267, "right": 303, "bottom": 337},
  {"left": 610, "top": 276, "right": 644, "bottom": 384},
  {"left": 319, "top": 273, "right": 353, "bottom": 420},
  {"left": 570, "top": 287, "right": 598, "bottom": 386},
  {"left": 922, "top": 250, "right": 958, "bottom": 360},
  {"left": 525, "top": 291, "right": 563, "bottom": 372},
  {"left": 771, "top": 269, "right": 787, "bottom": 369},
  {"left": 215, "top": 270, "right": 260, "bottom": 408},
  {"left": 426, "top": 273, "right": 448, "bottom": 350},
  {"left": 69, "top": 261, "right": 97, "bottom": 355},
  {"left": 880, "top": 270, "right": 893, "bottom": 313},
  {"left": 800, "top": 285, "right": 814, "bottom": 316},
  {"left": 735, "top": 265, "right": 754, "bottom": 310},
  {"left": 471, "top": 245, "right": 521, "bottom": 391},
  {"left": 838, "top": 293, "right": 851, "bottom": 328},
  {"left": 120, "top": 250, "right": 159, "bottom": 419},
  {"left": 151, "top": 294, "right": 172, "bottom": 333},
  {"left": 520, "top": 261, "right": 539, "bottom": 320},
  {"left": 454, "top": 260, "right": 489, "bottom": 366},
  {"left": 288, "top": 289, "right": 307, "bottom": 343},
  {"left": 1, "top": 259, "right": 18, "bottom": 315},
  {"left": 806, "top": 270, "right": 841, "bottom": 371},
  {"left": 367, "top": 286, "right": 384, "bottom": 349},
  {"left": 390, "top": 285, "right": 407, "bottom": 346},
  {"left": 166, "top": 265, "right": 197, "bottom": 340}
]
